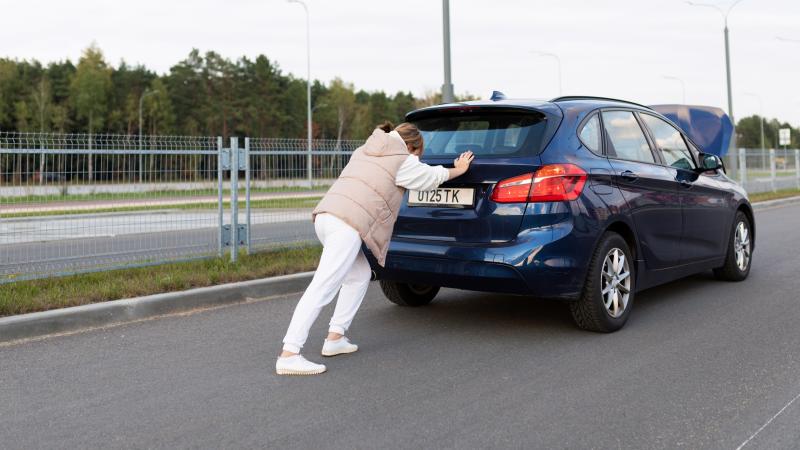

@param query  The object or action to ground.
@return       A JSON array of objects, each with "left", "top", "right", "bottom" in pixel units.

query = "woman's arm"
[{"left": 395, "top": 151, "right": 474, "bottom": 191}]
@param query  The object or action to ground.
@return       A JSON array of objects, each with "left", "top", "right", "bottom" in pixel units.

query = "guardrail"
[{"left": 1, "top": 131, "right": 797, "bottom": 283}]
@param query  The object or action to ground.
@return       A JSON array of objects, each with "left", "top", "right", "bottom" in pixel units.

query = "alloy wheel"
[
  {"left": 734, "top": 221, "right": 751, "bottom": 272},
  {"left": 601, "top": 248, "right": 631, "bottom": 318}
]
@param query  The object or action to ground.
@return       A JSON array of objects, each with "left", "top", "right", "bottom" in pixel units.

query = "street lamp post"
[
  {"left": 288, "top": 0, "right": 313, "bottom": 184},
  {"left": 441, "top": 0, "right": 455, "bottom": 103},
  {"left": 139, "top": 88, "right": 158, "bottom": 182},
  {"left": 662, "top": 75, "right": 686, "bottom": 104},
  {"left": 532, "top": 51, "right": 562, "bottom": 96},
  {"left": 687, "top": 0, "right": 746, "bottom": 175}
]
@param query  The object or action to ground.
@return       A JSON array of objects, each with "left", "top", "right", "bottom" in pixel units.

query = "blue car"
[{"left": 369, "top": 95, "right": 754, "bottom": 332}]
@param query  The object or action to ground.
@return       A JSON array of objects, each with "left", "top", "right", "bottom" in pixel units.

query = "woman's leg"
[
  {"left": 281, "top": 214, "right": 362, "bottom": 354},
  {"left": 328, "top": 249, "right": 371, "bottom": 338}
]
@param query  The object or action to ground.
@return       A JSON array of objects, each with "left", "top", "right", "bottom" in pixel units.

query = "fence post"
[
  {"left": 738, "top": 148, "right": 746, "bottom": 186},
  {"left": 307, "top": 138, "right": 313, "bottom": 187},
  {"left": 230, "top": 137, "right": 239, "bottom": 263},
  {"left": 769, "top": 148, "right": 776, "bottom": 192},
  {"left": 244, "top": 137, "right": 252, "bottom": 254},
  {"left": 795, "top": 149, "right": 800, "bottom": 189},
  {"left": 217, "top": 136, "right": 224, "bottom": 257}
]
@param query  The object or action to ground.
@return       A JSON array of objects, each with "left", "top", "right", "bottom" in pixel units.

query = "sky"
[{"left": 3, "top": 0, "right": 800, "bottom": 126}]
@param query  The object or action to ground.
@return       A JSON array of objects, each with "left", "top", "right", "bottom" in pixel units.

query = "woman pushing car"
[{"left": 276, "top": 121, "right": 474, "bottom": 375}]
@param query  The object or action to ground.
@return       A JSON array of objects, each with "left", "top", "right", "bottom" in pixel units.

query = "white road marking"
[{"left": 735, "top": 390, "right": 800, "bottom": 450}]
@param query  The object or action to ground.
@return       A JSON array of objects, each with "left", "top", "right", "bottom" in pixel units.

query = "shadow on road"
[{"left": 364, "top": 270, "right": 724, "bottom": 337}]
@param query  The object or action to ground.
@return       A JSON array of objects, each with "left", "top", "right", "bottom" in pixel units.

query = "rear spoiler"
[{"left": 649, "top": 105, "right": 733, "bottom": 156}]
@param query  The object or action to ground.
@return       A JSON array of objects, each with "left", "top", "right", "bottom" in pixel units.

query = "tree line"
[
  {"left": 0, "top": 43, "right": 796, "bottom": 148},
  {"left": 0, "top": 44, "right": 449, "bottom": 142}
]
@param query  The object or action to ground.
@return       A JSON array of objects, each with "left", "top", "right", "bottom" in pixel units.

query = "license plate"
[{"left": 408, "top": 188, "right": 475, "bottom": 207}]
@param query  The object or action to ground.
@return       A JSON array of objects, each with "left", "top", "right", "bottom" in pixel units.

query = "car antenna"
[{"left": 490, "top": 90, "right": 506, "bottom": 101}]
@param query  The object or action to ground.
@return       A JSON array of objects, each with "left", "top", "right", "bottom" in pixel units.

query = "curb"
[
  {"left": 0, "top": 271, "right": 314, "bottom": 343},
  {"left": 752, "top": 195, "right": 800, "bottom": 210}
]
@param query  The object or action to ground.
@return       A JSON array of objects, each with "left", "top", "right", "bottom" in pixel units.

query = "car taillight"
[{"left": 491, "top": 164, "right": 587, "bottom": 203}]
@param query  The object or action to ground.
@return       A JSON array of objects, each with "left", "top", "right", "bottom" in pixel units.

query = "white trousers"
[{"left": 282, "top": 213, "right": 372, "bottom": 353}]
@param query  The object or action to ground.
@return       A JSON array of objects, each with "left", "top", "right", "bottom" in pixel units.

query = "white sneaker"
[
  {"left": 321, "top": 337, "right": 359, "bottom": 357},
  {"left": 275, "top": 355, "right": 327, "bottom": 375}
]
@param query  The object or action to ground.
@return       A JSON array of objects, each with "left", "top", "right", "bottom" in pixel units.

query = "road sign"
[{"left": 779, "top": 128, "right": 791, "bottom": 146}]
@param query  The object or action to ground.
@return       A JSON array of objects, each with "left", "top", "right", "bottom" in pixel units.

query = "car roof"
[
  {"left": 406, "top": 96, "right": 653, "bottom": 121},
  {"left": 549, "top": 96, "right": 653, "bottom": 111},
  {"left": 406, "top": 99, "right": 563, "bottom": 120}
]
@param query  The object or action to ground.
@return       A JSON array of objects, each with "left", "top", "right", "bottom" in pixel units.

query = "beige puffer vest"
[{"left": 312, "top": 128, "right": 410, "bottom": 266}]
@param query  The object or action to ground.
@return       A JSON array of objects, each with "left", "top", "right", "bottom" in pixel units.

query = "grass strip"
[
  {"left": 749, "top": 188, "right": 800, "bottom": 203},
  {"left": 0, "top": 245, "right": 322, "bottom": 317}
]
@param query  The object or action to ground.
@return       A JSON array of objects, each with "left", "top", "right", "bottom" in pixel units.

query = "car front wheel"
[
  {"left": 380, "top": 281, "right": 440, "bottom": 307},
  {"left": 569, "top": 232, "right": 635, "bottom": 333},
  {"left": 713, "top": 211, "right": 752, "bottom": 281}
]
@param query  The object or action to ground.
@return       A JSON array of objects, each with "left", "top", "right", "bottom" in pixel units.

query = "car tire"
[
  {"left": 380, "top": 281, "right": 440, "bottom": 307},
  {"left": 569, "top": 232, "right": 635, "bottom": 333},
  {"left": 713, "top": 211, "right": 752, "bottom": 281}
]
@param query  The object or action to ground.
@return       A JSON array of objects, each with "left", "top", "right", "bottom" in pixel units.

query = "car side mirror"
[{"left": 698, "top": 153, "right": 722, "bottom": 172}]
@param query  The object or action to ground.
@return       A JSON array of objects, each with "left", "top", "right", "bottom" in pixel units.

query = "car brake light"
[{"left": 491, "top": 164, "right": 587, "bottom": 203}]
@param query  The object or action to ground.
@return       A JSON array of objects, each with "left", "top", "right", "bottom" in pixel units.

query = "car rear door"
[
  {"left": 638, "top": 113, "right": 730, "bottom": 263},
  {"left": 601, "top": 110, "right": 682, "bottom": 270},
  {"left": 393, "top": 108, "right": 556, "bottom": 244}
]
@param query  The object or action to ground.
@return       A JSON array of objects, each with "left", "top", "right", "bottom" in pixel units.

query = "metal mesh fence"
[
  {"left": 0, "top": 132, "right": 222, "bottom": 282},
  {"left": 724, "top": 148, "right": 800, "bottom": 193},
  {"left": 244, "top": 138, "right": 362, "bottom": 250}
]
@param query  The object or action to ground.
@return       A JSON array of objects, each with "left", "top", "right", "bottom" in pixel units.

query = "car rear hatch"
[{"left": 393, "top": 105, "right": 562, "bottom": 244}]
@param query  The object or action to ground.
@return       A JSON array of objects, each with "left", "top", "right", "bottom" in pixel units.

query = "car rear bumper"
[{"left": 368, "top": 219, "right": 590, "bottom": 300}]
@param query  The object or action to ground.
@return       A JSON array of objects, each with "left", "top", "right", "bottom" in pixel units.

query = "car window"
[
  {"left": 415, "top": 112, "right": 548, "bottom": 158},
  {"left": 601, "top": 111, "right": 655, "bottom": 164},
  {"left": 441, "top": 120, "right": 490, "bottom": 154},
  {"left": 579, "top": 114, "right": 602, "bottom": 153},
  {"left": 640, "top": 114, "right": 696, "bottom": 170}
]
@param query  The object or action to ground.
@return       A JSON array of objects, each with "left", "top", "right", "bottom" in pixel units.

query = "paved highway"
[{"left": 1, "top": 203, "right": 799, "bottom": 449}]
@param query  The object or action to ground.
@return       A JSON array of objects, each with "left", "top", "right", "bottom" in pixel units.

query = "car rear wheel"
[
  {"left": 569, "top": 232, "right": 634, "bottom": 333},
  {"left": 380, "top": 281, "right": 440, "bottom": 307},
  {"left": 713, "top": 211, "right": 752, "bottom": 281}
]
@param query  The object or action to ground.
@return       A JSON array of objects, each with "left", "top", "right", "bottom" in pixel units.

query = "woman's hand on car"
[{"left": 448, "top": 151, "right": 474, "bottom": 180}]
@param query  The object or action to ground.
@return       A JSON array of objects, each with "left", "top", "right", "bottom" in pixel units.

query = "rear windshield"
[{"left": 413, "top": 112, "right": 548, "bottom": 158}]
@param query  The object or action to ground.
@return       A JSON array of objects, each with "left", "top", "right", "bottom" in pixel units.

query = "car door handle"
[{"left": 620, "top": 170, "right": 638, "bottom": 181}]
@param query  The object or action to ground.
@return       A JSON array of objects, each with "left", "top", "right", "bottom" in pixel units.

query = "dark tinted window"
[
  {"left": 579, "top": 114, "right": 602, "bottom": 153},
  {"left": 601, "top": 111, "right": 655, "bottom": 164},
  {"left": 640, "top": 114, "right": 696, "bottom": 170},
  {"left": 414, "top": 113, "right": 547, "bottom": 158}
]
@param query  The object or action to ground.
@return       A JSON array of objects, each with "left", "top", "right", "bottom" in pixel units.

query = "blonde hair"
[{"left": 376, "top": 121, "right": 423, "bottom": 153}]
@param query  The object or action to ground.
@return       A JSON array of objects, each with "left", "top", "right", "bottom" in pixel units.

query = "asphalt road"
[{"left": 2, "top": 203, "right": 800, "bottom": 449}]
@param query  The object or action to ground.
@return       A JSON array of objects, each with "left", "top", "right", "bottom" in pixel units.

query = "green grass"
[
  {"left": 1, "top": 196, "right": 322, "bottom": 218},
  {"left": 0, "top": 245, "right": 322, "bottom": 317},
  {"left": 749, "top": 187, "right": 800, "bottom": 203}
]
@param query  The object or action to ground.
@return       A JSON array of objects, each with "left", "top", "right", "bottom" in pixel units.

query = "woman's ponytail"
[
  {"left": 376, "top": 121, "right": 394, "bottom": 133},
  {"left": 375, "top": 120, "right": 424, "bottom": 155}
]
